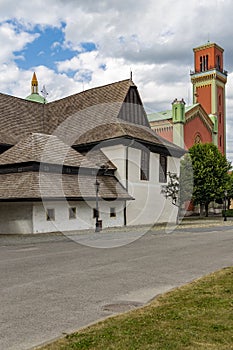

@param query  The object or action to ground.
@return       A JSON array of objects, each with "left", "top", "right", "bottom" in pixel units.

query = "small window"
[
  {"left": 200, "top": 56, "right": 203, "bottom": 72},
  {"left": 159, "top": 155, "right": 167, "bottom": 183},
  {"left": 206, "top": 55, "right": 208, "bottom": 70},
  {"left": 46, "top": 208, "right": 55, "bottom": 221},
  {"left": 93, "top": 208, "right": 99, "bottom": 218},
  {"left": 140, "top": 149, "right": 150, "bottom": 181},
  {"left": 110, "top": 207, "right": 116, "bottom": 218},
  {"left": 69, "top": 207, "right": 76, "bottom": 219},
  {"left": 217, "top": 55, "right": 221, "bottom": 70}
]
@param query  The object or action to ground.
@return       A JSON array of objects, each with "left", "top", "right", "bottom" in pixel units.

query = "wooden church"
[{"left": 0, "top": 74, "right": 185, "bottom": 233}]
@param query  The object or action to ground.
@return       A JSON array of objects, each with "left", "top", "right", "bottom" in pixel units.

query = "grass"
[{"left": 38, "top": 267, "right": 233, "bottom": 350}]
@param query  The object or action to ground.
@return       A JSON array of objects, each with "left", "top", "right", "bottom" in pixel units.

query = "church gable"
[
  {"left": 185, "top": 104, "right": 213, "bottom": 133},
  {"left": 184, "top": 109, "right": 213, "bottom": 149},
  {"left": 117, "top": 86, "right": 150, "bottom": 127}
]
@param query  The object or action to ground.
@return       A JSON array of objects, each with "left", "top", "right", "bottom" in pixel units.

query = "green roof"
[
  {"left": 147, "top": 104, "right": 199, "bottom": 122},
  {"left": 26, "top": 93, "right": 47, "bottom": 104}
]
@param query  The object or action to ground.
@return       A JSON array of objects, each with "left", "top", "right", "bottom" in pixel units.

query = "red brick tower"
[{"left": 190, "top": 42, "right": 227, "bottom": 154}]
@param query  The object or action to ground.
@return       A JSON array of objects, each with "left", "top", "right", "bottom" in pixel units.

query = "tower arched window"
[
  {"left": 194, "top": 133, "right": 201, "bottom": 144},
  {"left": 200, "top": 56, "right": 203, "bottom": 72}
]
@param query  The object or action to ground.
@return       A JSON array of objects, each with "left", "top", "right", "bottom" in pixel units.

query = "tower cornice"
[
  {"left": 190, "top": 69, "right": 227, "bottom": 84},
  {"left": 193, "top": 42, "right": 224, "bottom": 53}
]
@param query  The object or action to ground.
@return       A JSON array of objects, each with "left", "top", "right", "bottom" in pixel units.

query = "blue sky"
[
  {"left": 12, "top": 20, "right": 97, "bottom": 80},
  {"left": 0, "top": 0, "right": 233, "bottom": 161},
  {"left": 14, "top": 23, "right": 74, "bottom": 71}
]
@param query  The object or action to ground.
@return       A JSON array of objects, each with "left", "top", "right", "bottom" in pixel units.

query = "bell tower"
[{"left": 190, "top": 42, "right": 227, "bottom": 154}]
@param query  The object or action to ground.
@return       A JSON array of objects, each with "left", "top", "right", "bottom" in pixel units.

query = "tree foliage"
[
  {"left": 225, "top": 171, "right": 233, "bottom": 209},
  {"left": 161, "top": 172, "right": 179, "bottom": 206},
  {"left": 179, "top": 154, "right": 194, "bottom": 205},
  {"left": 188, "top": 143, "right": 231, "bottom": 216}
]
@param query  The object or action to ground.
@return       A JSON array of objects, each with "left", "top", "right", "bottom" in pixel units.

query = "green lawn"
[{"left": 38, "top": 267, "right": 233, "bottom": 350}]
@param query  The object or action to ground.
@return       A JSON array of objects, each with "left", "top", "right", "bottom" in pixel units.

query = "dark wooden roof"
[
  {"left": 0, "top": 79, "right": 184, "bottom": 156},
  {"left": 0, "top": 79, "right": 185, "bottom": 202},
  {"left": 0, "top": 132, "right": 119, "bottom": 172},
  {"left": 0, "top": 172, "right": 132, "bottom": 201},
  {"left": 73, "top": 121, "right": 185, "bottom": 157},
  {"left": 0, "top": 93, "right": 44, "bottom": 144},
  {"left": 0, "top": 133, "right": 96, "bottom": 168}
]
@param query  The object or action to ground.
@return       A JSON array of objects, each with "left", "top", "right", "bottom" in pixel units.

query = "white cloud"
[
  {"left": 0, "top": 0, "right": 233, "bottom": 161},
  {"left": 0, "top": 21, "right": 38, "bottom": 64}
]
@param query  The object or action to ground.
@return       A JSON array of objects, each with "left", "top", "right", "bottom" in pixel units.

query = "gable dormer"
[{"left": 117, "top": 86, "right": 150, "bottom": 127}]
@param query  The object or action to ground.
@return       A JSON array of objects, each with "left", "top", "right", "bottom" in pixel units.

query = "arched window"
[{"left": 194, "top": 134, "right": 201, "bottom": 144}]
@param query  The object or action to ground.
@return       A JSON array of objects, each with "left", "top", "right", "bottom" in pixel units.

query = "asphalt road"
[{"left": 0, "top": 224, "right": 233, "bottom": 350}]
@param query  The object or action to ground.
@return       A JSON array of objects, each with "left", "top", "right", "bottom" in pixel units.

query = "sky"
[{"left": 1, "top": 0, "right": 233, "bottom": 161}]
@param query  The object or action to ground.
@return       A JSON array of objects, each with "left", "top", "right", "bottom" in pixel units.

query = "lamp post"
[
  {"left": 224, "top": 190, "right": 228, "bottom": 221},
  {"left": 94, "top": 179, "right": 100, "bottom": 232}
]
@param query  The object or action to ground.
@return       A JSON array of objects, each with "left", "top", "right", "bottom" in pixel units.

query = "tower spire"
[
  {"left": 31, "top": 72, "right": 38, "bottom": 94},
  {"left": 26, "top": 72, "right": 48, "bottom": 104}
]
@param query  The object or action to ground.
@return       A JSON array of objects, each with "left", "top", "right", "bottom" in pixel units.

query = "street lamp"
[
  {"left": 94, "top": 179, "right": 100, "bottom": 232},
  {"left": 224, "top": 190, "right": 228, "bottom": 221}
]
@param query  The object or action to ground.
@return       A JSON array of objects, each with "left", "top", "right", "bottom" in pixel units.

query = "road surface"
[{"left": 0, "top": 223, "right": 232, "bottom": 350}]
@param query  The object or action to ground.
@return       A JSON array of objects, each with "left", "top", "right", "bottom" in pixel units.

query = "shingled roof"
[
  {"left": 0, "top": 79, "right": 184, "bottom": 157},
  {"left": 45, "top": 79, "right": 135, "bottom": 134},
  {"left": 0, "top": 79, "right": 134, "bottom": 145},
  {"left": 0, "top": 133, "right": 96, "bottom": 168},
  {"left": 0, "top": 172, "right": 132, "bottom": 201},
  {"left": 0, "top": 132, "right": 130, "bottom": 201},
  {"left": 0, "top": 93, "right": 44, "bottom": 145},
  {"left": 73, "top": 121, "right": 185, "bottom": 156}
]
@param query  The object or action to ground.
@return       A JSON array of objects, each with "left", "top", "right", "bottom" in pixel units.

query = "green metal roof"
[
  {"left": 147, "top": 104, "right": 199, "bottom": 122},
  {"left": 25, "top": 93, "right": 47, "bottom": 104}
]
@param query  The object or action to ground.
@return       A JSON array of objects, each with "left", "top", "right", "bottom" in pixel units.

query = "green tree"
[
  {"left": 225, "top": 171, "right": 233, "bottom": 209},
  {"left": 189, "top": 143, "right": 231, "bottom": 216},
  {"left": 179, "top": 154, "right": 194, "bottom": 206}
]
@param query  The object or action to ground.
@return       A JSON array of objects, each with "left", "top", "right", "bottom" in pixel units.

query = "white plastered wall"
[
  {"left": 0, "top": 202, "right": 33, "bottom": 234},
  {"left": 102, "top": 144, "right": 180, "bottom": 226},
  {"left": 32, "top": 200, "right": 125, "bottom": 234}
]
